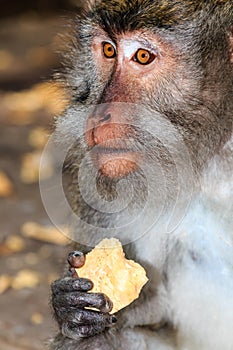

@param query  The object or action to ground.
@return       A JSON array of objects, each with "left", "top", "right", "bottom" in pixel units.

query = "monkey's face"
[
  {"left": 61, "top": 8, "right": 232, "bottom": 186},
  {"left": 84, "top": 31, "right": 178, "bottom": 179},
  {"left": 59, "top": 0, "right": 233, "bottom": 185}
]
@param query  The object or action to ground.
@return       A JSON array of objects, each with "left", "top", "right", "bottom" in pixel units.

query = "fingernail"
[{"left": 111, "top": 315, "right": 117, "bottom": 323}]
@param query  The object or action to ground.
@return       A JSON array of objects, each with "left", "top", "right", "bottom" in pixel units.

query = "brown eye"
[
  {"left": 103, "top": 42, "right": 116, "bottom": 59},
  {"left": 134, "top": 49, "right": 155, "bottom": 65}
]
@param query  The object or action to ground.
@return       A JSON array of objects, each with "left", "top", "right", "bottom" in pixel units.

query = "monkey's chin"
[{"left": 93, "top": 150, "right": 139, "bottom": 179}]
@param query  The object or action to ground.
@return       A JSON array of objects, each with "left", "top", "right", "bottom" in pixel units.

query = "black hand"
[{"left": 51, "top": 253, "right": 117, "bottom": 340}]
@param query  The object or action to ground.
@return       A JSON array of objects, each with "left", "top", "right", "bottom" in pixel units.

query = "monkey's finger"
[
  {"left": 67, "top": 251, "right": 85, "bottom": 268},
  {"left": 51, "top": 277, "right": 93, "bottom": 294},
  {"left": 61, "top": 322, "right": 109, "bottom": 340},
  {"left": 58, "top": 309, "right": 117, "bottom": 326},
  {"left": 53, "top": 291, "right": 113, "bottom": 313}
]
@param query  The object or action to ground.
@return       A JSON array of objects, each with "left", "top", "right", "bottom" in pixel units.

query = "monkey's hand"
[{"left": 51, "top": 251, "right": 117, "bottom": 340}]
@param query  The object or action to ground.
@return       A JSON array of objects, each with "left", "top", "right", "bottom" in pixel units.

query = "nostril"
[{"left": 100, "top": 113, "right": 111, "bottom": 123}]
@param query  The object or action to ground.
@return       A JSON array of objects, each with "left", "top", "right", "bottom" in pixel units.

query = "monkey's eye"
[
  {"left": 103, "top": 42, "right": 116, "bottom": 59},
  {"left": 134, "top": 49, "right": 156, "bottom": 65}
]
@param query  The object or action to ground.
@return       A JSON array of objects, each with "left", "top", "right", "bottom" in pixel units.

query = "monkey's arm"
[
  {"left": 50, "top": 326, "right": 175, "bottom": 350},
  {"left": 51, "top": 275, "right": 174, "bottom": 350}
]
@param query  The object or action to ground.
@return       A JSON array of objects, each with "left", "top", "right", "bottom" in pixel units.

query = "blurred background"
[{"left": 0, "top": 1, "right": 80, "bottom": 349}]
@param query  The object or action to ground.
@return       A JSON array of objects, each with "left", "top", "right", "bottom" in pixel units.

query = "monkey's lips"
[{"left": 91, "top": 146, "right": 140, "bottom": 178}]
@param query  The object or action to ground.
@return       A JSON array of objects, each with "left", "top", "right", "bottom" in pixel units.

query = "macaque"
[{"left": 49, "top": 1, "right": 233, "bottom": 349}]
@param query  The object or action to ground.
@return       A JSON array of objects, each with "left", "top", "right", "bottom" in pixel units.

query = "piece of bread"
[{"left": 76, "top": 238, "right": 148, "bottom": 314}]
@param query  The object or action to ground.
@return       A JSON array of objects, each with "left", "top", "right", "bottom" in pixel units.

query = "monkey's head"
[
  {"left": 54, "top": 0, "right": 233, "bottom": 239},
  {"left": 58, "top": 0, "right": 233, "bottom": 181}
]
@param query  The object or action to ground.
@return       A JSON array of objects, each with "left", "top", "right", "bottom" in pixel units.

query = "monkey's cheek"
[{"left": 94, "top": 153, "right": 139, "bottom": 179}]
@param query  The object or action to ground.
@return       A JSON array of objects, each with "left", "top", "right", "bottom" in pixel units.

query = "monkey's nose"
[
  {"left": 85, "top": 111, "right": 112, "bottom": 147},
  {"left": 100, "top": 113, "right": 111, "bottom": 123}
]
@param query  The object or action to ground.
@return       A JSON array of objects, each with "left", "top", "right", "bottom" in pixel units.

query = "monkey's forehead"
[{"left": 81, "top": 0, "right": 232, "bottom": 34}]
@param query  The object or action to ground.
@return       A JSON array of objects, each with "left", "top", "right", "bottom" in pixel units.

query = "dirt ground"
[{"left": 0, "top": 12, "right": 73, "bottom": 350}]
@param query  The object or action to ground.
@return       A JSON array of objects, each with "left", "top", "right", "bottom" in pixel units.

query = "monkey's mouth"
[{"left": 91, "top": 146, "right": 140, "bottom": 179}]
